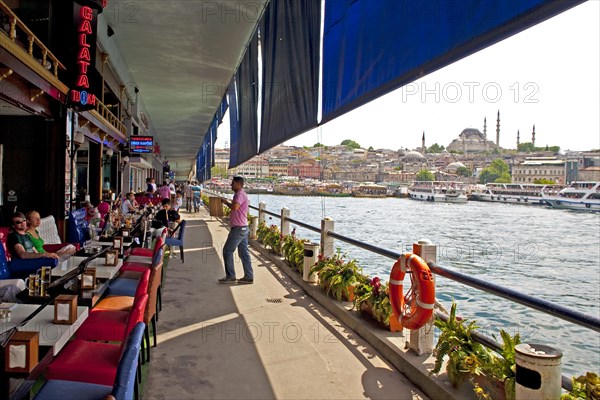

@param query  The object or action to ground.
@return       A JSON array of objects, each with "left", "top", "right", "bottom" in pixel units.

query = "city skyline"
[{"left": 217, "top": 1, "right": 600, "bottom": 153}]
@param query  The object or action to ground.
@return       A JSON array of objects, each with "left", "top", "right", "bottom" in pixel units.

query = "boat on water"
[
  {"left": 541, "top": 181, "right": 600, "bottom": 211},
  {"left": 408, "top": 181, "right": 467, "bottom": 203},
  {"left": 351, "top": 184, "right": 388, "bottom": 198},
  {"left": 469, "top": 183, "right": 564, "bottom": 206}
]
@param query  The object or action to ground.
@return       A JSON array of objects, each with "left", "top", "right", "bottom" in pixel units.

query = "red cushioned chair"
[
  {"left": 93, "top": 261, "right": 163, "bottom": 362},
  {"left": 75, "top": 277, "right": 149, "bottom": 343},
  {"left": 45, "top": 294, "right": 148, "bottom": 387},
  {"left": 128, "top": 229, "right": 166, "bottom": 259},
  {"left": 34, "top": 322, "right": 145, "bottom": 400}
]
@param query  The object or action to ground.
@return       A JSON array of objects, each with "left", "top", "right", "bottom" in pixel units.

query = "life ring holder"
[{"left": 389, "top": 253, "right": 436, "bottom": 330}]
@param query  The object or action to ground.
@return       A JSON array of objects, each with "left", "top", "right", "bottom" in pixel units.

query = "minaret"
[
  {"left": 517, "top": 130, "right": 520, "bottom": 149},
  {"left": 532, "top": 125, "right": 536, "bottom": 148},
  {"left": 495, "top": 110, "right": 500, "bottom": 149},
  {"left": 483, "top": 117, "right": 487, "bottom": 139},
  {"left": 422, "top": 131, "right": 426, "bottom": 154}
]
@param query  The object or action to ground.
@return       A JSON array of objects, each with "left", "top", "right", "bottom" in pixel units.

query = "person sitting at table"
[
  {"left": 152, "top": 198, "right": 181, "bottom": 232},
  {"left": 25, "top": 211, "right": 76, "bottom": 257},
  {"left": 121, "top": 192, "right": 139, "bottom": 215},
  {"left": 8, "top": 212, "right": 59, "bottom": 260}
]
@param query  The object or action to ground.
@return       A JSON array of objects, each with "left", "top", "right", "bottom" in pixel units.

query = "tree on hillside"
[
  {"left": 416, "top": 170, "right": 435, "bottom": 181},
  {"left": 313, "top": 142, "right": 325, "bottom": 148},
  {"left": 427, "top": 143, "right": 445, "bottom": 153},
  {"left": 368, "top": 146, "right": 374, "bottom": 151},
  {"left": 456, "top": 166, "right": 471, "bottom": 177},
  {"left": 518, "top": 142, "right": 561, "bottom": 153},
  {"left": 341, "top": 139, "right": 361, "bottom": 149},
  {"left": 479, "top": 159, "right": 510, "bottom": 183}
]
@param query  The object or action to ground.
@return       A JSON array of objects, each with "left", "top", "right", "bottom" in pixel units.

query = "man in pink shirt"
[{"left": 219, "top": 176, "right": 253, "bottom": 284}]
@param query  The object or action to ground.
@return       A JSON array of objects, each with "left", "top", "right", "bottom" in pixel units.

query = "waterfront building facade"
[{"left": 512, "top": 157, "right": 566, "bottom": 184}]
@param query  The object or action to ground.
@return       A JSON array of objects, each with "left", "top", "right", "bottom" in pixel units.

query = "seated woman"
[
  {"left": 8, "top": 212, "right": 60, "bottom": 260},
  {"left": 121, "top": 192, "right": 139, "bottom": 215},
  {"left": 152, "top": 198, "right": 181, "bottom": 236},
  {"left": 26, "top": 211, "right": 77, "bottom": 257}
]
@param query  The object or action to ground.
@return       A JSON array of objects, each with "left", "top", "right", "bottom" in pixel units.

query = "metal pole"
[{"left": 69, "top": 110, "right": 75, "bottom": 212}]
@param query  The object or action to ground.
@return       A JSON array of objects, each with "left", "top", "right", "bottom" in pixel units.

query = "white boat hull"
[
  {"left": 541, "top": 197, "right": 600, "bottom": 211},
  {"left": 408, "top": 191, "right": 468, "bottom": 203},
  {"left": 469, "top": 193, "right": 546, "bottom": 205}
]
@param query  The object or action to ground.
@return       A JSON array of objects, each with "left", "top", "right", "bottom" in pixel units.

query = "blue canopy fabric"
[
  {"left": 258, "top": 0, "right": 321, "bottom": 153},
  {"left": 321, "top": 0, "right": 584, "bottom": 123},
  {"left": 229, "top": 32, "right": 260, "bottom": 169}
]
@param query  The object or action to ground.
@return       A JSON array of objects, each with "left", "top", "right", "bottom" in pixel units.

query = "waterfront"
[{"left": 247, "top": 194, "right": 600, "bottom": 376}]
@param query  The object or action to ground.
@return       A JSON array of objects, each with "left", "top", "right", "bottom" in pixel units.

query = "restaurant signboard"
[
  {"left": 130, "top": 136, "right": 154, "bottom": 153},
  {"left": 67, "top": 1, "right": 105, "bottom": 111}
]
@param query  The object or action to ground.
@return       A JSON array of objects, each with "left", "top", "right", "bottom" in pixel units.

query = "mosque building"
[{"left": 446, "top": 112, "right": 500, "bottom": 153}]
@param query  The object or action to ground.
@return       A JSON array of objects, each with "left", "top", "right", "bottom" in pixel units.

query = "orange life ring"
[{"left": 389, "top": 253, "right": 435, "bottom": 330}]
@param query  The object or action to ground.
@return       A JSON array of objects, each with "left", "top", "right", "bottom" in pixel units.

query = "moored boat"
[
  {"left": 541, "top": 181, "right": 600, "bottom": 211},
  {"left": 469, "top": 183, "right": 564, "bottom": 206},
  {"left": 408, "top": 181, "right": 467, "bottom": 203}
]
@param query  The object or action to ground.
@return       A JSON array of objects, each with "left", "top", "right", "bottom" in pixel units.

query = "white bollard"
[
  {"left": 320, "top": 218, "right": 335, "bottom": 258},
  {"left": 258, "top": 202, "right": 266, "bottom": 224},
  {"left": 408, "top": 239, "right": 436, "bottom": 355},
  {"left": 515, "top": 343, "right": 562, "bottom": 400},
  {"left": 249, "top": 216, "right": 258, "bottom": 240},
  {"left": 303, "top": 242, "right": 320, "bottom": 283},
  {"left": 281, "top": 208, "right": 290, "bottom": 236}
]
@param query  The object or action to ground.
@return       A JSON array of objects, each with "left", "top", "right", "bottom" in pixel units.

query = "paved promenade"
[{"left": 143, "top": 207, "right": 428, "bottom": 400}]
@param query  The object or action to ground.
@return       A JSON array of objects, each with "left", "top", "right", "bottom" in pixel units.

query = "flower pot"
[{"left": 473, "top": 375, "right": 507, "bottom": 400}]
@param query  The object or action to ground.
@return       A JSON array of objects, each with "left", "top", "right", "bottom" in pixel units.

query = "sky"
[{"left": 217, "top": 1, "right": 600, "bottom": 153}]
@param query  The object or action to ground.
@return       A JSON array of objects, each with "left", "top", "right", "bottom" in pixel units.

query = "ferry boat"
[
  {"left": 408, "top": 181, "right": 467, "bottom": 203},
  {"left": 469, "top": 183, "right": 564, "bottom": 206},
  {"left": 351, "top": 184, "right": 388, "bottom": 198},
  {"left": 541, "top": 181, "right": 600, "bottom": 211}
]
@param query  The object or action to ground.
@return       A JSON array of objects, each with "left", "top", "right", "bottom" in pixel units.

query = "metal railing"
[
  {"left": 231, "top": 194, "right": 599, "bottom": 390},
  {"left": 0, "top": 0, "right": 66, "bottom": 77}
]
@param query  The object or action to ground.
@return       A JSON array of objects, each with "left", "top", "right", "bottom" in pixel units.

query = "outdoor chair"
[
  {"left": 165, "top": 219, "right": 186, "bottom": 262},
  {"left": 35, "top": 322, "right": 145, "bottom": 400}
]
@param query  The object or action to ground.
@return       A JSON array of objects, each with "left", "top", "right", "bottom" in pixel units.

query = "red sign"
[{"left": 68, "top": 2, "right": 104, "bottom": 110}]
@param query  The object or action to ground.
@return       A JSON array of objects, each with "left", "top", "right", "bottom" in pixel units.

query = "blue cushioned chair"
[
  {"left": 66, "top": 208, "right": 91, "bottom": 247},
  {"left": 0, "top": 231, "right": 58, "bottom": 280},
  {"left": 35, "top": 322, "right": 145, "bottom": 400},
  {"left": 165, "top": 220, "right": 186, "bottom": 262}
]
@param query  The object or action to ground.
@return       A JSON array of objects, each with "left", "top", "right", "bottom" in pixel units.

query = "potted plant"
[
  {"left": 281, "top": 232, "right": 306, "bottom": 272},
  {"left": 310, "top": 249, "right": 367, "bottom": 301},
  {"left": 561, "top": 373, "right": 600, "bottom": 400},
  {"left": 354, "top": 277, "right": 392, "bottom": 328},
  {"left": 432, "top": 302, "right": 521, "bottom": 400}
]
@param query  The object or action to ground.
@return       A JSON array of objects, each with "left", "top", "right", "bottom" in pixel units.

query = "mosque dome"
[
  {"left": 446, "top": 161, "right": 466, "bottom": 173},
  {"left": 402, "top": 151, "right": 426, "bottom": 163},
  {"left": 459, "top": 128, "right": 485, "bottom": 140}
]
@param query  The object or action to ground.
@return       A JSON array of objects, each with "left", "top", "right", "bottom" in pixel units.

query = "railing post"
[
  {"left": 258, "top": 202, "right": 266, "bottom": 224},
  {"left": 320, "top": 217, "right": 335, "bottom": 258},
  {"left": 407, "top": 239, "right": 437, "bottom": 356},
  {"left": 280, "top": 207, "right": 290, "bottom": 237},
  {"left": 249, "top": 216, "right": 258, "bottom": 240}
]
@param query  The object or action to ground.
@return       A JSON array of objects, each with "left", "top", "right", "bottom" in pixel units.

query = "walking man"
[{"left": 219, "top": 176, "right": 253, "bottom": 284}]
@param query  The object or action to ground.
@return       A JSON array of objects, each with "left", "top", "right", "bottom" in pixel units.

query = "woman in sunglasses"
[{"left": 7, "top": 212, "right": 59, "bottom": 260}]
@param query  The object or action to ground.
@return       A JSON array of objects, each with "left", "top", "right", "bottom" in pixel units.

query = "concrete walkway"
[{"left": 143, "top": 207, "right": 428, "bottom": 400}]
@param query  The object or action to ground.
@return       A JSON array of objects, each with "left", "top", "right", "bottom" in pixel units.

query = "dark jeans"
[{"left": 223, "top": 226, "right": 252, "bottom": 279}]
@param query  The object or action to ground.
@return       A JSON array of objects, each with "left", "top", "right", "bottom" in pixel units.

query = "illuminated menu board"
[{"left": 130, "top": 136, "right": 153, "bottom": 153}]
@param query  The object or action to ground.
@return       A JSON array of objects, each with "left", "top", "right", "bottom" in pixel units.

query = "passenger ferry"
[
  {"left": 469, "top": 183, "right": 564, "bottom": 205},
  {"left": 407, "top": 181, "right": 467, "bottom": 203},
  {"left": 351, "top": 184, "right": 388, "bottom": 198},
  {"left": 541, "top": 181, "right": 600, "bottom": 211}
]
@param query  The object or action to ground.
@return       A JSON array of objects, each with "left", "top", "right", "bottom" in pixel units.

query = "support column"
[
  {"left": 408, "top": 239, "right": 437, "bottom": 356},
  {"left": 320, "top": 217, "right": 334, "bottom": 258},
  {"left": 258, "top": 202, "right": 266, "bottom": 224},
  {"left": 280, "top": 207, "right": 290, "bottom": 236}
]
